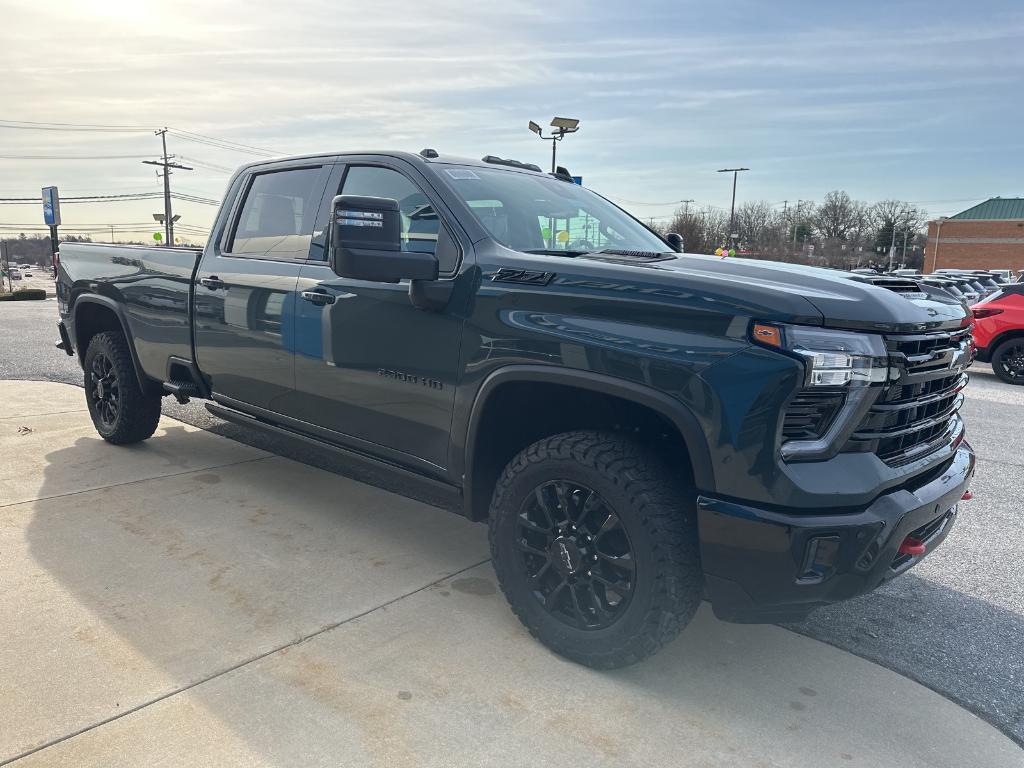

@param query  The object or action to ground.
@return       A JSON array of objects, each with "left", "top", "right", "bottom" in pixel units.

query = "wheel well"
[
  {"left": 73, "top": 301, "right": 156, "bottom": 393},
  {"left": 991, "top": 329, "right": 1024, "bottom": 354},
  {"left": 74, "top": 302, "right": 124, "bottom": 365},
  {"left": 466, "top": 381, "right": 694, "bottom": 521}
]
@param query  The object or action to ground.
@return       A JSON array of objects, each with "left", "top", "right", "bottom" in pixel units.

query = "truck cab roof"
[{"left": 235, "top": 150, "right": 549, "bottom": 177}]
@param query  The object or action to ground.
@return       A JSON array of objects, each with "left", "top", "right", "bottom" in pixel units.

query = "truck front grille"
[{"left": 847, "top": 327, "right": 971, "bottom": 467}]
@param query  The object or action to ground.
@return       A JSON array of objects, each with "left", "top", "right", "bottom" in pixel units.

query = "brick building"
[{"left": 925, "top": 197, "right": 1024, "bottom": 273}]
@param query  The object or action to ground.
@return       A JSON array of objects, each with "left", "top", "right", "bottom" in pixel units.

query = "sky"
[{"left": 1, "top": 0, "right": 1022, "bottom": 244}]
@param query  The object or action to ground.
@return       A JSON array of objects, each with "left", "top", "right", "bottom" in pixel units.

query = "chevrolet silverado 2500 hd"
[{"left": 56, "top": 150, "right": 975, "bottom": 668}]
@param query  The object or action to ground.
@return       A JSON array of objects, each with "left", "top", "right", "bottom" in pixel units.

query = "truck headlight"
[{"left": 751, "top": 322, "right": 889, "bottom": 388}]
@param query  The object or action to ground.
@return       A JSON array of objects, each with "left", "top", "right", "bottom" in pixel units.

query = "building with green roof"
[{"left": 926, "top": 198, "right": 1024, "bottom": 274}]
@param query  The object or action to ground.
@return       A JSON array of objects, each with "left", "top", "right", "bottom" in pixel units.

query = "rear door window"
[{"left": 229, "top": 166, "right": 324, "bottom": 261}]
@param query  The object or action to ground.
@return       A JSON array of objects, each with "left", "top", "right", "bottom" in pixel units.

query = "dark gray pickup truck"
[{"left": 56, "top": 150, "right": 975, "bottom": 667}]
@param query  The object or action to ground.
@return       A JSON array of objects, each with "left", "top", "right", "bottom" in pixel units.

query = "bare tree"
[
  {"left": 735, "top": 201, "right": 792, "bottom": 260},
  {"left": 659, "top": 193, "right": 931, "bottom": 269},
  {"left": 662, "top": 205, "right": 728, "bottom": 254},
  {"left": 871, "top": 200, "right": 927, "bottom": 267},
  {"left": 813, "top": 191, "right": 864, "bottom": 241}
]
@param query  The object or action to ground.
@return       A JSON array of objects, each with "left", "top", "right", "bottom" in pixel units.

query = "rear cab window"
[{"left": 228, "top": 166, "right": 325, "bottom": 261}]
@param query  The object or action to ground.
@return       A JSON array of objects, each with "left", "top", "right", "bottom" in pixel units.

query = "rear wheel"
[
  {"left": 488, "top": 430, "right": 703, "bottom": 668},
  {"left": 84, "top": 331, "right": 162, "bottom": 444},
  {"left": 991, "top": 338, "right": 1024, "bottom": 385}
]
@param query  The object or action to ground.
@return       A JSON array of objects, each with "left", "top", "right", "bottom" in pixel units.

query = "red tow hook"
[
  {"left": 962, "top": 490, "right": 974, "bottom": 501},
  {"left": 898, "top": 537, "right": 927, "bottom": 557}
]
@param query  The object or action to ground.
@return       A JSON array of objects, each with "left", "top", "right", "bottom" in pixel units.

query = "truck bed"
[{"left": 58, "top": 242, "right": 203, "bottom": 382}]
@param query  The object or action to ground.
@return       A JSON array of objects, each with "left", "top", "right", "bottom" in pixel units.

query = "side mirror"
[
  {"left": 330, "top": 195, "right": 438, "bottom": 283},
  {"left": 665, "top": 232, "right": 684, "bottom": 252}
]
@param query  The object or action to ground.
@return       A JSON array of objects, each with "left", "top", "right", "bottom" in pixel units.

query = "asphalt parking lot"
[{"left": 2, "top": 299, "right": 1023, "bottom": 762}]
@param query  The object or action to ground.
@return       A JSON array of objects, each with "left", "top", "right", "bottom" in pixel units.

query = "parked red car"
[{"left": 972, "top": 283, "right": 1024, "bottom": 384}]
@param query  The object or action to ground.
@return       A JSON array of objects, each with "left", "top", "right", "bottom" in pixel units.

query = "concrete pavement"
[{"left": 1, "top": 380, "right": 1020, "bottom": 767}]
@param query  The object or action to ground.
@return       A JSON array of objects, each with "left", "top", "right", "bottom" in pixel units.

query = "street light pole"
[
  {"left": 529, "top": 118, "right": 580, "bottom": 174},
  {"left": 717, "top": 167, "right": 749, "bottom": 248}
]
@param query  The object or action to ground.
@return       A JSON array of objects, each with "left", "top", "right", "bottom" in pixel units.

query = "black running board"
[{"left": 204, "top": 401, "right": 464, "bottom": 513}]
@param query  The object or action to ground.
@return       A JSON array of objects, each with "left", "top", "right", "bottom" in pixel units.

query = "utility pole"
[
  {"left": 143, "top": 128, "right": 192, "bottom": 246},
  {"left": 887, "top": 216, "right": 899, "bottom": 272},
  {"left": 681, "top": 199, "right": 694, "bottom": 219},
  {"left": 0, "top": 240, "right": 10, "bottom": 293},
  {"left": 717, "top": 168, "right": 749, "bottom": 249},
  {"left": 109, "top": 224, "right": 115, "bottom": 243},
  {"left": 792, "top": 200, "right": 804, "bottom": 252}
]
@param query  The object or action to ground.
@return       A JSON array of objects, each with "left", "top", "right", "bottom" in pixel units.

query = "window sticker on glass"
[{"left": 445, "top": 168, "right": 480, "bottom": 180}]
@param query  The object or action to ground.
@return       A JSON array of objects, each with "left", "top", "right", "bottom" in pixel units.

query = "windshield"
[{"left": 440, "top": 165, "right": 669, "bottom": 254}]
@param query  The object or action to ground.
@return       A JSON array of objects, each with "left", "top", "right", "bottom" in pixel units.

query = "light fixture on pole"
[
  {"left": 717, "top": 167, "right": 749, "bottom": 248},
  {"left": 528, "top": 117, "right": 580, "bottom": 173}
]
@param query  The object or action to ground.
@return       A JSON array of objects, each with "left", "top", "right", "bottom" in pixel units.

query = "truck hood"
[{"left": 627, "top": 253, "right": 969, "bottom": 333}]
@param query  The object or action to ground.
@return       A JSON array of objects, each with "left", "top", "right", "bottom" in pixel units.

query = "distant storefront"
[{"left": 926, "top": 198, "right": 1024, "bottom": 273}]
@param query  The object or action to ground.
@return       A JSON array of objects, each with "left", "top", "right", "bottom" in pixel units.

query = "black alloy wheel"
[
  {"left": 992, "top": 339, "right": 1024, "bottom": 385},
  {"left": 515, "top": 480, "right": 635, "bottom": 630},
  {"left": 83, "top": 330, "right": 162, "bottom": 444},
  {"left": 88, "top": 351, "right": 121, "bottom": 429}
]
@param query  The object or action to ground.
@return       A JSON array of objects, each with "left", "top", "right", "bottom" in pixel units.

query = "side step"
[
  {"left": 163, "top": 380, "right": 201, "bottom": 403},
  {"left": 205, "top": 401, "right": 464, "bottom": 513}
]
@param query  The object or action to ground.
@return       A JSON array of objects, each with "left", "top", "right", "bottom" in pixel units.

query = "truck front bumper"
[{"left": 697, "top": 441, "right": 975, "bottom": 623}]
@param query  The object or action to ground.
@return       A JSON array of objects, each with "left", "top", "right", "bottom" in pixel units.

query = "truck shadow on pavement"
[{"left": 11, "top": 427, "right": 1023, "bottom": 764}]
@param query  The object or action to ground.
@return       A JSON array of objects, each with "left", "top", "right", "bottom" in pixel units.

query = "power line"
[
  {"left": 167, "top": 129, "right": 279, "bottom": 157},
  {"left": 0, "top": 193, "right": 162, "bottom": 203},
  {"left": 177, "top": 155, "right": 234, "bottom": 173},
  {"left": 0, "top": 119, "right": 152, "bottom": 132},
  {"left": 0, "top": 192, "right": 219, "bottom": 206},
  {"left": 0, "top": 154, "right": 153, "bottom": 160},
  {"left": 173, "top": 194, "right": 219, "bottom": 205},
  {"left": 0, "top": 119, "right": 280, "bottom": 154}
]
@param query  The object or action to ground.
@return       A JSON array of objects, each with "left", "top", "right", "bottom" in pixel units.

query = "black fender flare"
[
  {"left": 461, "top": 364, "right": 715, "bottom": 518},
  {"left": 71, "top": 294, "right": 151, "bottom": 393}
]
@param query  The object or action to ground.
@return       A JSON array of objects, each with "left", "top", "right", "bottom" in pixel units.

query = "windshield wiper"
[{"left": 522, "top": 248, "right": 593, "bottom": 257}]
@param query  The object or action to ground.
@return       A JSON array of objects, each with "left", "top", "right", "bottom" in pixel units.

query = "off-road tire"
[
  {"left": 488, "top": 430, "right": 703, "bottom": 668},
  {"left": 991, "top": 337, "right": 1024, "bottom": 385},
  {"left": 84, "top": 330, "right": 162, "bottom": 444}
]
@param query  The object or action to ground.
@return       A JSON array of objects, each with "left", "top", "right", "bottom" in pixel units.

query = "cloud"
[{"left": 0, "top": 0, "right": 1021, "bottom": 234}]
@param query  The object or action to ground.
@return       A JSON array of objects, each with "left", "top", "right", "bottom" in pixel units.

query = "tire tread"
[
  {"left": 488, "top": 430, "right": 702, "bottom": 668},
  {"left": 84, "top": 331, "right": 162, "bottom": 444}
]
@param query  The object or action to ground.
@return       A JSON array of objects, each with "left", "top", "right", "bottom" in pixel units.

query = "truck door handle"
[
  {"left": 199, "top": 276, "right": 226, "bottom": 290},
  {"left": 301, "top": 290, "right": 335, "bottom": 305}
]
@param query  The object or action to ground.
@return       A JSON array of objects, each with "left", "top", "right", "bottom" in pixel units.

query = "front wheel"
[
  {"left": 84, "top": 330, "right": 162, "bottom": 444},
  {"left": 488, "top": 430, "right": 703, "bottom": 668},
  {"left": 991, "top": 337, "right": 1024, "bottom": 385}
]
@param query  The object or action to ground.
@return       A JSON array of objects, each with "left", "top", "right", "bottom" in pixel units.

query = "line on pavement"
[
  {"left": 0, "top": 408, "right": 89, "bottom": 421},
  {"left": 0, "top": 455, "right": 273, "bottom": 510},
  {"left": 1, "top": 557, "right": 493, "bottom": 766}
]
